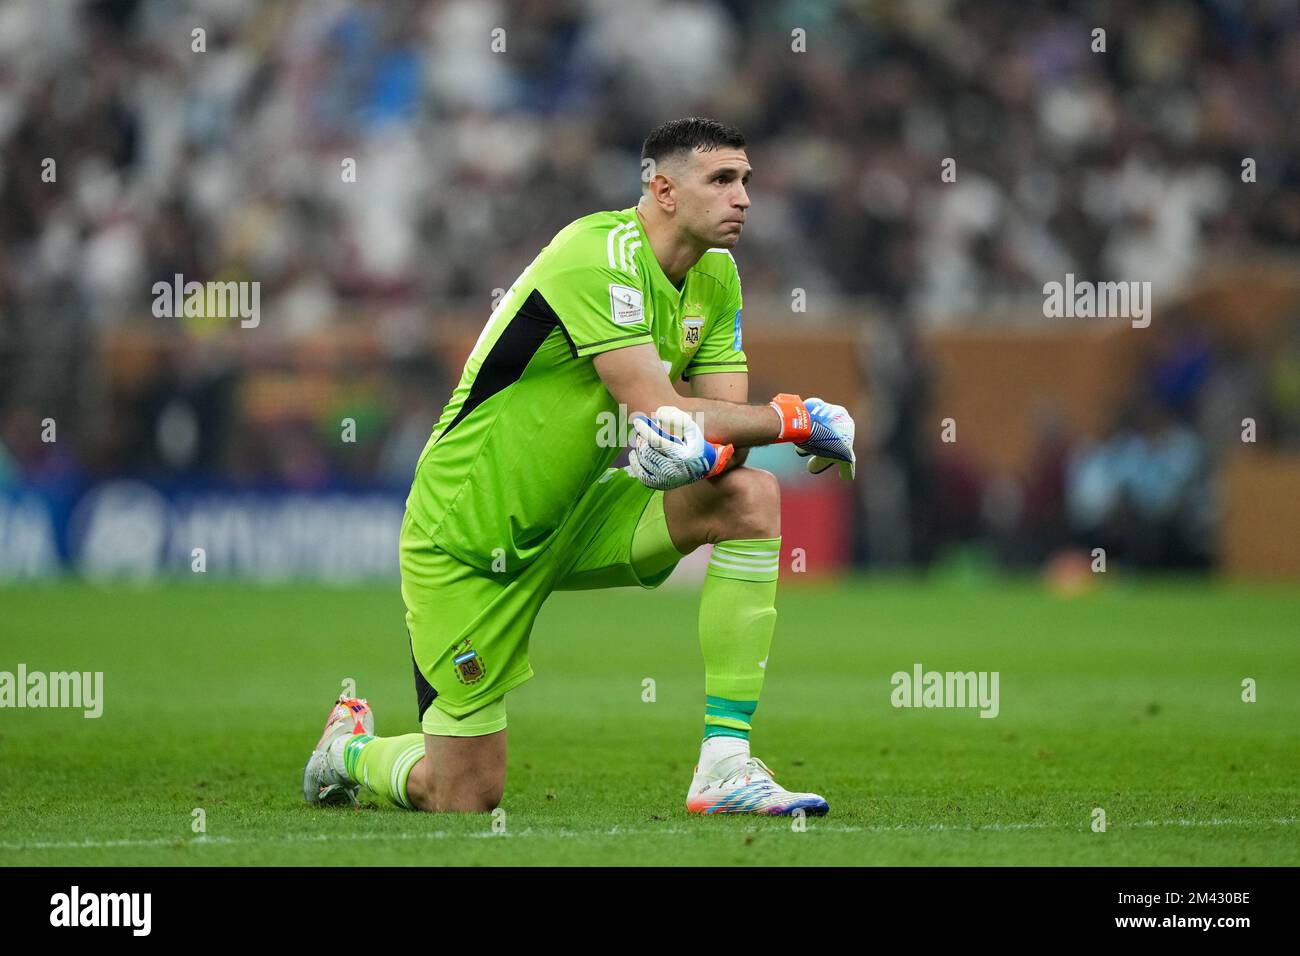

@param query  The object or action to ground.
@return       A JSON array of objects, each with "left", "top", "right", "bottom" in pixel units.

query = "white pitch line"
[
  {"left": 805, "top": 817, "right": 1299, "bottom": 834},
  {"left": 1, "top": 817, "right": 1295, "bottom": 852}
]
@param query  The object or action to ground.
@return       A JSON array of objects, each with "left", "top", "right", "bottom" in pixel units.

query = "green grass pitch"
[{"left": 2, "top": 577, "right": 1297, "bottom": 866}]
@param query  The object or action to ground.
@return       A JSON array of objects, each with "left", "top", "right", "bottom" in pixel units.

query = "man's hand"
[
  {"left": 627, "top": 406, "right": 734, "bottom": 490},
  {"left": 795, "top": 396, "right": 856, "bottom": 480}
]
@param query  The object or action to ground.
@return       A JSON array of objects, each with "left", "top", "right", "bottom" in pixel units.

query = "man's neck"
[{"left": 636, "top": 202, "right": 704, "bottom": 288}]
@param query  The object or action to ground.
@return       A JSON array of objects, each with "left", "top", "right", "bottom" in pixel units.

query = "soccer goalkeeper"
[{"left": 303, "top": 117, "right": 856, "bottom": 816}]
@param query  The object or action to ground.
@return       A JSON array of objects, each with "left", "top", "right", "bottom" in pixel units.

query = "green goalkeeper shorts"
[{"left": 401, "top": 465, "right": 688, "bottom": 729}]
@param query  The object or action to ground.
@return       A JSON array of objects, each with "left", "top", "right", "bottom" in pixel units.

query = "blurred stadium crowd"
[{"left": 1, "top": 0, "right": 1298, "bottom": 571}]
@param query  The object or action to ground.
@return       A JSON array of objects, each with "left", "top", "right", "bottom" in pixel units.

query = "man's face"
[{"left": 671, "top": 147, "right": 752, "bottom": 247}]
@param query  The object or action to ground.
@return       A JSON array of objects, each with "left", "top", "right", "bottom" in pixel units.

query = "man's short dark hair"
[{"left": 641, "top": 118, "right": 746, "bottom": 178}]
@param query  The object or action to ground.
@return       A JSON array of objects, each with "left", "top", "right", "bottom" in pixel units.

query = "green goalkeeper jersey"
[{"left": 406, "top": 205, "right": 747, "bottom": 571}]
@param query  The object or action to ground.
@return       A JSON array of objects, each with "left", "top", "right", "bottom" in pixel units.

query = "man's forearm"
[{"left": 674, "top": 397, "right": 781, "bottom": 448}]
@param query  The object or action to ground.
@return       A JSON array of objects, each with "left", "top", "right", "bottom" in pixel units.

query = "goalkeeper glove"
[
  {"left": 769, "top": 392, "right": 856, "bottom": 481},
  {"left": 628, "top": 405, "right": 734, "bottom": 490}
]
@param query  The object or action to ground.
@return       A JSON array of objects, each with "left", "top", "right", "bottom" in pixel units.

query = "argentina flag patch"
[{"left": 732, "top": 308, "right": 743, "bottom": 351}]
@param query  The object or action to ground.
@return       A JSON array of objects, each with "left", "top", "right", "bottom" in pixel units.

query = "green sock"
[
  {"left": 339, "top": 733, "right": 425, "bottom": 809},
  {"left": 699, "top": 537, "right": 781, "bottom": 741}
]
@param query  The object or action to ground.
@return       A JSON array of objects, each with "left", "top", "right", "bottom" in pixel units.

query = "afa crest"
[
  {"left": 452, "top": 639, "right": 486, "bottom": 685},
  {"left": 681, "top": 315, "right": 704, "bottom": 351}
]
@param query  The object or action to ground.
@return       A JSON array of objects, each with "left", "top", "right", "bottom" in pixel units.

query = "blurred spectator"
[
  {"left": 1066, "top": 402, "right": 1211, "bottom": 569},
  {"left": 1, "top": 0, "right": 1298, "bottom": 574}
]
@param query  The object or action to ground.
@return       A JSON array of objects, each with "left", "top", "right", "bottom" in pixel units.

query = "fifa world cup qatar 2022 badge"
[{"left": 452, "top": 638, "right": 486, "bottom": 685}]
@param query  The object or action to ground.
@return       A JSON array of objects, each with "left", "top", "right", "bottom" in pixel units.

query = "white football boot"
[
  {"left": 302, "top": 695, "right": 374, "bottom": 806},
  {"left": 686, "top": 753, "right": 830, "bottom": 816}
]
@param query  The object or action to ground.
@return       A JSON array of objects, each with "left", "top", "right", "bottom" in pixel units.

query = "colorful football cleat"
[
  {"left": 302, "top": 695, "right": 374, "bottom": 806},
  {"left": 686, "top": 754, "right": 829, "bottom": 816}
]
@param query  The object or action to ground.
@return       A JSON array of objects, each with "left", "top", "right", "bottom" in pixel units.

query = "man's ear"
[
  {"left": 652, "top": 172, "right": 677, "bottom": 212},
  {"left": 645, "top": 156, "right": 683, "bottom": 212}
]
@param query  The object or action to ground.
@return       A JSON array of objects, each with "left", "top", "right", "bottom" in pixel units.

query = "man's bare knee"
[
  {"left": 712, "top": 466, "right": 780, "bottom": 540},
  {"left": 409, "top": 767, "right": 502, "bottom": 813},
  {"left": 663, "top": 465, "right": 781, "bottom": 552},
  {"left": 411, "top": 729, "right": 507, "bottom": 813},
  {"left": 430, "top": 768, "right": 503, "bottom": 813},
  {"left": 429, "top": 788, "right": 500, "bottom": 814}
]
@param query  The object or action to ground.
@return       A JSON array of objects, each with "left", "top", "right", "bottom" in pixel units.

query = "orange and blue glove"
[
  {"left": 628, "top": 405, "right": 733, "bottom": 490},
  {"left": 769, "top": 392, "right": 856, "bottom": 481}
]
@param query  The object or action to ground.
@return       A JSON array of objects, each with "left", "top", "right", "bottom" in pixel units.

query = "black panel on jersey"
[{"left": 435, "top": 289, "right": 576, "bottom": 445}]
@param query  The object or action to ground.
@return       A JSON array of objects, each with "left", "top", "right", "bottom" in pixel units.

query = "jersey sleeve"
[
  {"left": 533, "top": 265, "right": 654, "bottom": 359},
  {"left": 682, "top": 262, "right": 747, "bottom": 380}
]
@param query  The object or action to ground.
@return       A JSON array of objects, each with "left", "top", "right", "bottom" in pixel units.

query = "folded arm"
[
  {"left": 596, "top": 341, "right": 856, "bottom": 484},
  {"left": 593, "top": 343, "right": 779, "bottom": 447}
]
